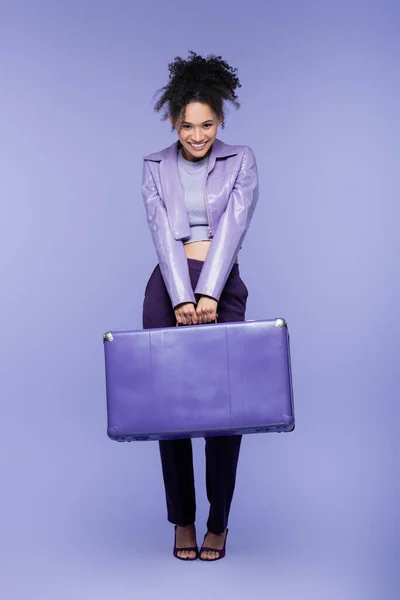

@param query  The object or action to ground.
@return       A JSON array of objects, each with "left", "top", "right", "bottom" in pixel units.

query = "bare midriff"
[{"left": 183, "top": 240, "right": 238, "bottom": 263}]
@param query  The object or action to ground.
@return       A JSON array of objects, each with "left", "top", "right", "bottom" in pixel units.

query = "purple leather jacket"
[{"left": 142, "top": 137, "right": 259, "bottom": 308}]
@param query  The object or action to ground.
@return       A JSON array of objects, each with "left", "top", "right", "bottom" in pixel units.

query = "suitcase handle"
[{"left": 176, "top": 316, "right": 218, "bottom": 327}]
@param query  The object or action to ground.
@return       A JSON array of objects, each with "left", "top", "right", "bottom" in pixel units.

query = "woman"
[{"left": 141, "top": 51, "right": 259, "bottom": 561}]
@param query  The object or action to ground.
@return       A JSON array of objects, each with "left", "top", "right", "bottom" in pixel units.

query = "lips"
[{"left": 190, "top": 142, "right": 207, "bottom": 150}]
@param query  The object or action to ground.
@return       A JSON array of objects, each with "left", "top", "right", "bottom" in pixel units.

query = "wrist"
[
  {"left": 195, "top": 293, "right": 217, "bottom": 302},
  {"left": 174, "top": 301, "right": 195, "bottom": 310}
]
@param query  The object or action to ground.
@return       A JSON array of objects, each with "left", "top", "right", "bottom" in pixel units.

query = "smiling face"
[{"left": 173, "top": 102, "right": 222, "bottom": 162}]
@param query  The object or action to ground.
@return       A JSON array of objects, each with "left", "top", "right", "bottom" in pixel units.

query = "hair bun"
[{"left": 153, "top": 51, "right": 241, "bottom": 129}]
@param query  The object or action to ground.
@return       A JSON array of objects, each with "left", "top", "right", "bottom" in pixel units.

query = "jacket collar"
[{"left": 143, "top": 137, "right": 238, "bottom": 163}]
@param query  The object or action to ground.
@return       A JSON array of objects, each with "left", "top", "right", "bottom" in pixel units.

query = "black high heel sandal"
[
  {"left": 173, "top": 525, "right": 199, "bottom": 561},
  {"left": 199, "top": 528, "right": 229, "bottom": 561}
]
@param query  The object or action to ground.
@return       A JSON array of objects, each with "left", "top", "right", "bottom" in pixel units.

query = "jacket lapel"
[
  {"left": 207, "top": 138, "right": 239, "bottom": 170},
  {"left": 158, "top": 143, "right": 190, "bottom": 239}
]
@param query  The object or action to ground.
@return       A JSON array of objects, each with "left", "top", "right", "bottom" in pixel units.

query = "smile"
[{"left": 190, "top": 142, "right": 207, "bottom": 150}]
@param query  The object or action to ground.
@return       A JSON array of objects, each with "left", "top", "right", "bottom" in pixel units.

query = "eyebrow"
[{"left": 181, "top": 119, "right": 214, "bottom": 125}]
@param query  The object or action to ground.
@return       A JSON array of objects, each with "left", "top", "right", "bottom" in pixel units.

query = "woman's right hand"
[{"left": 174, "top": 302, "right": 198, "bottom": 325}]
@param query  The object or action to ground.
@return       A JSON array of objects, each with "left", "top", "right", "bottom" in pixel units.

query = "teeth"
[{"left": 191, "top": 143, "right": 205, "bottom": 148}]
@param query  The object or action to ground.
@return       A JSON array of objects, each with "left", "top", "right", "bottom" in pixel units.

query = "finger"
[
  {"left": 186, "top": 310, "right": 196, "bottom": 325},
  {"left": 205, "top": 310, "right": 213, "bottom": 323}
]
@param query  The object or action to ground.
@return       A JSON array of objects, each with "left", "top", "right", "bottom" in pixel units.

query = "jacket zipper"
[{"left": 204, "top": 159, "right": 216, "bottom": 237}]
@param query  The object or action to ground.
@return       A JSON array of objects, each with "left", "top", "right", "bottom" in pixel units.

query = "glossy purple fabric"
[
  {"left": 142, "top": 138, "right": 259, "bottom": 308},
  {"left": 104, "top": 316, "right": 295, "bottom": 442}
]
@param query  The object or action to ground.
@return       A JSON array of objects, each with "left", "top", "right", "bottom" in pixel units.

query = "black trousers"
[{"left": 142, "top": 258, "right": 248, "bottom": 534}]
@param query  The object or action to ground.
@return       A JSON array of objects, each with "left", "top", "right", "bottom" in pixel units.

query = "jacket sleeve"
[
  {"left": 194, "top": 146, "right": 259, "bottom": 302},
  {"left": 141, "top": 160, "right": 196, "bottom": 308}
]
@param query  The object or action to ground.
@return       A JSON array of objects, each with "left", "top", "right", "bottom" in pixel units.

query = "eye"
[
  {"left": 203, "top": 123, "right": 212, "bottom": 129},
  {"left": 182, "top": 124, "right": 191, "bottom": 130}
]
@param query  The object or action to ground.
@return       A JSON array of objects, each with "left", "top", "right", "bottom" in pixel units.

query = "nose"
[{"left": 191, "top": 129, "right": 204, "bottom": 142}]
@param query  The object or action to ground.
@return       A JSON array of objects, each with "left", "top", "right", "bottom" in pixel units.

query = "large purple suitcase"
[{"left": 103, "top": 318, "right": 295, "bottom": 441}]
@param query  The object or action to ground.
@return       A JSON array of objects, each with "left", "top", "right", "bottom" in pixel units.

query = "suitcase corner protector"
[
  {"left": 282, "top": 414, "right": 294, "bottom": 426},
  {"left": 274, "top": 318, "right": 287, "bottom": 328},
  {"left": 107, "top": 426, "right": 119, "bottom": 440},
  {"left": 103, "top": 332, "right": 114, "bottom": 343}
]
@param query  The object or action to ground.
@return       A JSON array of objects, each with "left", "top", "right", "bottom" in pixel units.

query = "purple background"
[{"left": 1, "top": 1, "right": 399, "bottom": 598}]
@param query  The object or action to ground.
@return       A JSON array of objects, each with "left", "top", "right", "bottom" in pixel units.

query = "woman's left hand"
[{"left": 196, "top": 296, "right": 218, "bottom": 324}]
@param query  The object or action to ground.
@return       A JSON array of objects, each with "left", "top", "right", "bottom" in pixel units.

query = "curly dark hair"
[{"left": 153, "top": 51, "right": 241, "bottom": 129}]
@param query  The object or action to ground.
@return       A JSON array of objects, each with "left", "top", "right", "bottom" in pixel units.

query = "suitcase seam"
[{"left": 224, "top": 325, "right": 233, "bottom": 429}]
